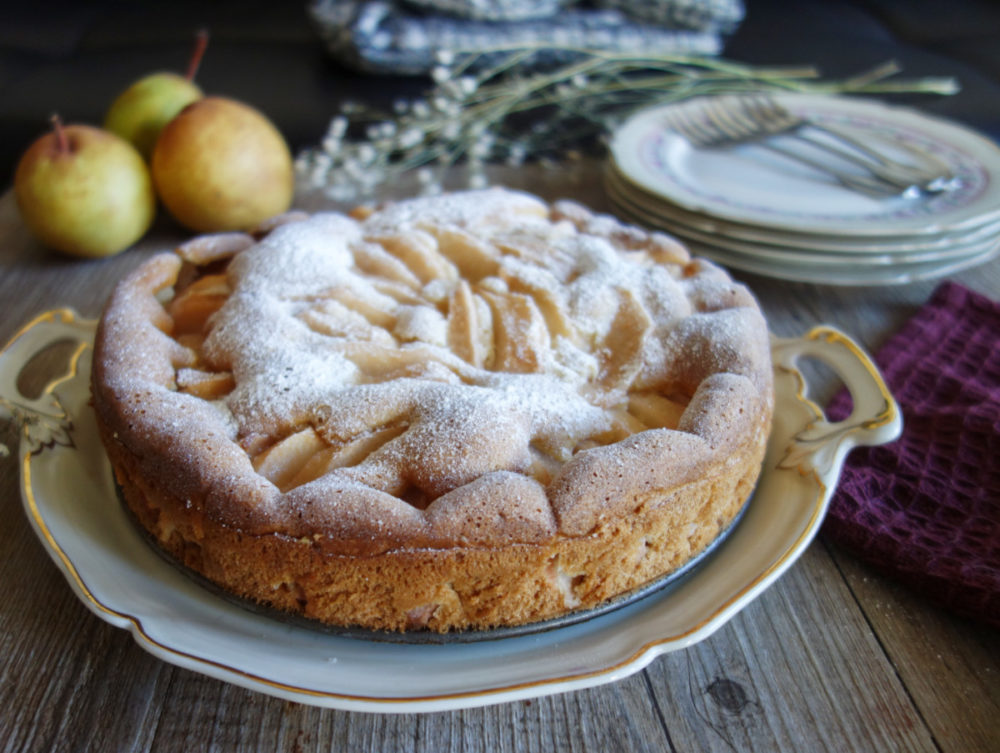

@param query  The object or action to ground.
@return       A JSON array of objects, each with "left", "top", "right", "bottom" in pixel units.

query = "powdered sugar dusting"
[{"left": 186, "top": 188, "right": 769, "bottom": 502}]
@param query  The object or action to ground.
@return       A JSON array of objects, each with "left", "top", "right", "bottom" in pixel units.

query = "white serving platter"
[{"left": 1, "top": 310, "right": 900, "bottom": 713}]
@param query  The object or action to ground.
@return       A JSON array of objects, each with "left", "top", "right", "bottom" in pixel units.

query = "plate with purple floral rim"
[
  {"left": 606, "top": 171, "right": 1000, "bottom": 285},
  {"left": 605, "top": 160, "right": 1000, "bottom": 258},
  {"left": 2, "top": 310, "right": 900, "bottom": 713},
  {"left": 610, "top": 93, "right": 1000, "bottom": 237},
  {"left": 607, "top": 182, "right": 1000, "bottom": 286}
]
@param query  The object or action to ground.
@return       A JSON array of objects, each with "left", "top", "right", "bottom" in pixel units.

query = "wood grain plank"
[
  {"left": 0, "top": 488, "right": 168, "bottom": 753},
  {"left": 136, "top": 660, "right": 673, "bottom": 752},
  {"left": 644, "top": 545, "right": 938, "bottom": 752},
  {"left": 828, "top": 541, "right": 1000, "bottom": 753}
]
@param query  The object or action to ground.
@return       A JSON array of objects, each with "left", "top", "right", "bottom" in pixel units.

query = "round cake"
[{"left": 91, "top": 187, "right": 774, "bottom": 633}]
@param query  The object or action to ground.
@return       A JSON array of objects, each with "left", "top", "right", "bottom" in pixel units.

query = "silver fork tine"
[
  {"left": 664, "top": 100, "right": 725, "bottom": 147},
  {"left": 661, "top": 95, "right": 957, "bottom": 198},
  {"left": 703, "top": 95, "right": 754, "bottom": 141},
  {"left": 742, "top": 93, "right": 956, "bottom": 192},
  {"left": 749, "top": 93, "right": 906, "bottom": 169},
  {"left": 740, "top": 94, "right": 894, "bottom": 172},
  {"left": 694, "top": 96, "right": 905, "bottom": 197},
  {"left": 746, "top": 93, "right": 905, "bottom": 171}
]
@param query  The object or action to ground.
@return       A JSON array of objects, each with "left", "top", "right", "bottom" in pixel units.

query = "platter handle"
[
  {"left": 770, "top": 325, "right": 902, "bottom": 480},
  {"left": 0, "top": 309, "right": 96, "bottom": 454}
]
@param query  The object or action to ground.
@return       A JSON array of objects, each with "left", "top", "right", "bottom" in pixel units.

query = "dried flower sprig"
[{"left": 295, "top": 49, "right": 958, "bottom": 201}]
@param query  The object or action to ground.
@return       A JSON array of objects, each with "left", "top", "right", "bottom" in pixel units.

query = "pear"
[
  {"left": 151, "top": 96, "right": 294, "bottom": 233},
  {"left": 105, "top": 74, "right": 202, "bottom": 160},
  {"left": 104, "top": 30, "right": 208, "bottom": 160},
  {"left": 15, "top": 116, "right": 156, "bottom": 258}
]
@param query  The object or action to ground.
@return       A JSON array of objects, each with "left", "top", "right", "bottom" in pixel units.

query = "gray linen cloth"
[{"left": 310, "top": 0, "right": 745, "bottom": 75}]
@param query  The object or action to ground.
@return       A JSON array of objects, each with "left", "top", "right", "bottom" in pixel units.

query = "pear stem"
[
  {"left": 186, "top": 28, "right": 209, "bottom": 81},
  {"left": 50, "top": 114, "right": 70, "bottom": 154}
]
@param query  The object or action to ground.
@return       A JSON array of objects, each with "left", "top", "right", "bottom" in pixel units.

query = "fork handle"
[
  {"left": 790, "top": 124, "right": 951, "bottom": 191},
  {"left": 757, "top": 141, "right": 905, "bottom": 198}
]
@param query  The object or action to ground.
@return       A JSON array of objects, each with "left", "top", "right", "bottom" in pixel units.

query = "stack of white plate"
[{"left": 607, "top": 93, "right": 1000, "bottom": 285}]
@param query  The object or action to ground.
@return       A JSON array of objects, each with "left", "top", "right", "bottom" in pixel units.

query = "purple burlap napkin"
[{"left": 823, "top": 281, "right": 999, "bottom": 627}]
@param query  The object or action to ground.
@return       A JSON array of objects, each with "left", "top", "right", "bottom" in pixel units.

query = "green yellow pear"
[
  {"left": 103, "top": 30, "right": 207, "bottom": 160},
  {"left": 104, "top": 73, "right": 202, "bottom": 160},
  {"left": 14, "top": 117, "right": 156, "bottom": 258},
  {"left": 151, "top": 96, "right": 294, "bottom": 232}
]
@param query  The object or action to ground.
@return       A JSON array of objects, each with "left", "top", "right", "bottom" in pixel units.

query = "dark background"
[{"left": 1, "top": 0, "right": 998, "bottom": 186}]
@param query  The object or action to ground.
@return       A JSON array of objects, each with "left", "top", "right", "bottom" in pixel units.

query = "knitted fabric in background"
[
  {"left": 310, "top": 0, "right": 744, "bottom": 74},
  {"left": 824, "top": 282, "right": 1000, "bottom": 628}
]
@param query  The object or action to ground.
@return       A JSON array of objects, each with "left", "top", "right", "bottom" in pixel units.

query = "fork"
[
  {"left": 661, "top": 97, "right": 900, "bottom": 197},
  {"left": 738, "top": 94, "right": 959, "bottom": 194},
  {"left": 663, "top": 95, "right": 956, "bottom": 198}
]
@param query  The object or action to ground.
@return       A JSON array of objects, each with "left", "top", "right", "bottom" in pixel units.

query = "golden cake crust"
[{"left": 91, "top": 188, "right": 773, "bottom": 633}]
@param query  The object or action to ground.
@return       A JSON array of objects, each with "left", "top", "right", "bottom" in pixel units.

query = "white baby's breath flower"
[
  {"left": 321, "top": 136, "right": 342, "bottom": 155},
  {"left": 398, "top": 128, "right": 424, "bottom": 149},
  {"left": 458, "top": 76, "right": 478, "bottom": 95},
  {"left": 506, "top": 143, "right": 528, "bottom": 166},
  {"left": 411, "top": 100, "right": 431, "bottom": 119},
  {"left": 297, "top": 48, "right": 955, "bottom": 202},
  {"left": 434, "top": 49, "right": 455, "bottom": 66},
  {"left": 329, "top": 115, "right": 349, "bottom": 138},
  {"left": 355, "top": 144, "right": 377, "bottom": 165}
]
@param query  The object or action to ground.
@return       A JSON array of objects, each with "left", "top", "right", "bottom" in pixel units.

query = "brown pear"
[{"left": 151, "top": 96, "right": 294, "bottom": 232}]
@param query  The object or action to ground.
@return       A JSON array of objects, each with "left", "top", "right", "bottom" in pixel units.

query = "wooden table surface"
[{"left": 1, "top": 162, "right": 998, "bottom": 752}]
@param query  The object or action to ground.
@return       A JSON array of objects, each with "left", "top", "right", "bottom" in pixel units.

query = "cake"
[{"left": 91, "top": 187, "right": 773, "bottom": 633}]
